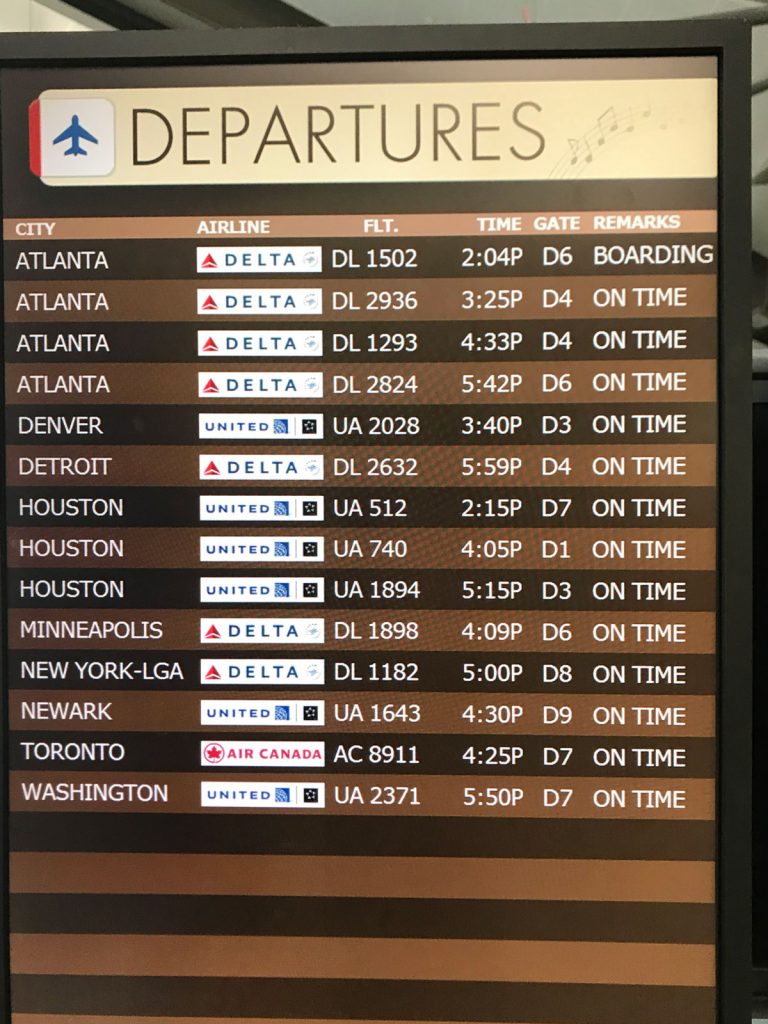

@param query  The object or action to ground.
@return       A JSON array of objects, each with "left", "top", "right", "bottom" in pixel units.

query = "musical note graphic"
[
  {"left": 596, "top": 106, "right": 618, "bottom": 144},
  {"left": 569, "top": 137, "right": 592, "bottom": 166},
  {"left": 550, "top": 102, "right": 670, "bottom": 179}
]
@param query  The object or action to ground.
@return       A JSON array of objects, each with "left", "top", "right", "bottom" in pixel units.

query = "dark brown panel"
[
  {"left": 8, "top": 973, "right": 717, "bottom": 1024},
  {"left": 9, "top": 852, "right": 714, "bottom": 902}
]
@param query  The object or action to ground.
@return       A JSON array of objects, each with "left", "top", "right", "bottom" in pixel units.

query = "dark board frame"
[{"left": 0, "top": 17, "right": 752, "bottom": 1023}]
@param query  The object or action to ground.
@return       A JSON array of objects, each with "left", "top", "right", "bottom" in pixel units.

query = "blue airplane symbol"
[{"left": 52, "top": 115, "right": 98, "bottom": 156}]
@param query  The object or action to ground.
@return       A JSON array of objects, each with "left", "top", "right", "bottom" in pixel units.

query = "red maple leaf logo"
[{"left": 204, "top": 743, "right": 225, "bottom": 764}]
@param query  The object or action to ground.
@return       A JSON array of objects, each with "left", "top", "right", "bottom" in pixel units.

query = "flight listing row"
[
  {"left": 2, "top": 236, "right": 718, "bottom": 280},
  {"left": 4, "top": 321, "right": 718, "bottom": 362}
]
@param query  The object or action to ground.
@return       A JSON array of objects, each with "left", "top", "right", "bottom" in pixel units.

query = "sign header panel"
[{"left": 30, "top": 77, "right": 718, "bottom": 184}]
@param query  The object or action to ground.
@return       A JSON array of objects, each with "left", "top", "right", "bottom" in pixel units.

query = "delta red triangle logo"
[
  {"left": 201, "top": 253, "right": 217, "bottom": 269},
  {"left": 202, "top": 337, "right": 218, "bottom": 352},
  {"left": 202, "top": 378, "right": 219, "bottom": 394},
  {"left": 203, "top": 460, "right": 220, "bottom": 476},
  {"left": 201, "top": 295, "right": 218, "bottom": 310},
  {"left": 205, "top": 665, "right": 222, "bottom": 680},
  {"left": 204, "top": 624, "right": 222, "bottom": 640}
]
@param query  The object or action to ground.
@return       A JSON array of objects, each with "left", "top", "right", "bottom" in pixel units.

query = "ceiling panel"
[{"left": 290, "top": 0, "right": 761, "bottom": 24}]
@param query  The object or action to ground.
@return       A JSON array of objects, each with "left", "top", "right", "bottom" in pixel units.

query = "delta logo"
[
  {"left": 196, "top": 288, "right": 323, "bottom": 316},
  {"left": 29, "top": 96, "right": 116, "bottom": 181},
  {"left": 199, "top": 617, "right": 325, "bottom": 644},
  {"left": 197, "top": 330, "right": 323, "bottom": 358},
  {"left": 200, "top": 657, "right": 325, "bottom": 686},
  {"left": 197, "top": 372, "right": 323, "bottom": 399},
  {"left": 198, "top": 455, "right": 324, "bottom": 481},
  {"left": 196, "top": 246, "right": 322, "bottom": 274}
]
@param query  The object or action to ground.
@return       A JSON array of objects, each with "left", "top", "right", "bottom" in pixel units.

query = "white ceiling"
[
  {"left": 0, "top": 0, "right": 110, "bottom": 31},
  {"left": 292, "top": 0, "right": 768, "bottom": 257},
  {"left": 752, "top": 24, "right": 768, "bottom": 256},
  {"left": 291, "top": 0, "right": 763, "bottom": 24}
]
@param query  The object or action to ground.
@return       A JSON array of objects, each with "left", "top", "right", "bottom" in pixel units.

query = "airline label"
[
  {"left": 201, "top": 781, "right": 324, "bottom": 808},
  {"left": 197, "top": 289, "right": 322, "bottom": 315},
  {"left": 200, "top": 618, "right": 324, "bottom": 644},
  {"left": 197, "top": 330, "right": 322, "bottom": 357},
  {"left": 200, "top": 537, "right": 323, "bottom": 563},
  {"left": 198, "top": 372, "right": 322, "bottom": 398},
  {"left": 199, "top": 454, "right": 323, "bottom": 480},
  {"left": 200, "top": 658, "right": 325, "bottom": 685},
  {"left": 200, "top": 576, "right": 324, "bottom": 602},
  {"left": 199, "top": 496, "right": 324, "bottom": 522},
  {"left": 197, "top": 246, "right": 322, "bottom": 273},
  {"left": 200, "top": 700, "right": 324, "bottom": 725},
  {"left": 200, "top": 740, "right": 325, "bottom": 766},
  {"left": 199, "top": 414, "right": 322, "bottom": 439}
]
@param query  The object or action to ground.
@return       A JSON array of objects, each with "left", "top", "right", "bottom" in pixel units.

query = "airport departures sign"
[{"left": 0, "top": 26, "right": 752, "bottom": 1024}]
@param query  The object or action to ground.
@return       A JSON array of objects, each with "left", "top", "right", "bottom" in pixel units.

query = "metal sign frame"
[{"left": 0, "top": 18, "right": 752, "bottom": 1023}]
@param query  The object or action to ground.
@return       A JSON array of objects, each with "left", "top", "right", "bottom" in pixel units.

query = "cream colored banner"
[{"left": 32, "top": 77, "right": 717, "bottom": 187}]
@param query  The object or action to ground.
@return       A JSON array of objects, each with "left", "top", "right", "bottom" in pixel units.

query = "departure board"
[{"left": 0, "top": 25, "right": 752, "bottom": 1024}]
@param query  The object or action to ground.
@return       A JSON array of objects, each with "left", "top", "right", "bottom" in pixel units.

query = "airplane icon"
[{"left": 52, "top": 115, "right": 98, "bottom": 156}]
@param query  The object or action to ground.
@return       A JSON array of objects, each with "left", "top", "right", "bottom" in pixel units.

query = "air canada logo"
[
  {"left": 30, "top": 96, "right": 115, "bottom": 180},
  {"left": 203, "top": 743, "right": 225, "bottom": 764},
  {"left": 201, "top": 740, "right": 325, "bottom": 766}
]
